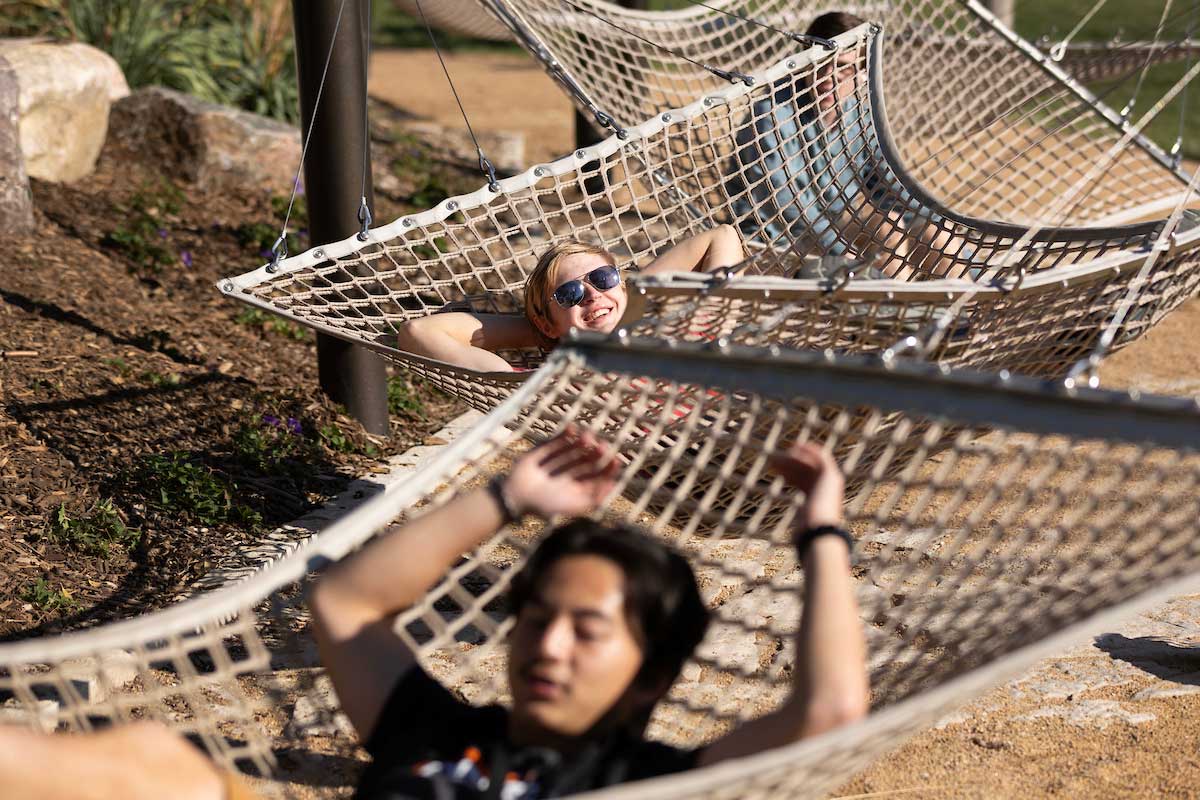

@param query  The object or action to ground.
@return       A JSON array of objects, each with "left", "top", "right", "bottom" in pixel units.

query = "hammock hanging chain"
[
  {"left": 1067, "top": 160, "right": 1200, "bottom": 389},
  {"left": 358, "top": 0, "right": 375, "bottom": 241},
  {"left": 1172, "top": 6, "right": 1200, "bottom": 164},
  {"left": 938, "top": 0, "right": 1200, "bottom": 198},
  {"left": 1120, "top": 0, "right": 1175, "bottom": 120},
  {"left": 559, "top": 0, "right": 755, "bottom": 89},
  {"left": 414, "top": 0, "right": 502, "bottom": 191},
  {"left": 269, "top": 0, "right": 351, "bottom": 273},
  {"left": 1049, "top": 0, "right": 1112, "bottom": 61}
]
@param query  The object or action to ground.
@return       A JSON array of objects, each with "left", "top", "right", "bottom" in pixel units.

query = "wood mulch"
[{"left": 0, "top": 99, "right": 478, "bottom": 640}]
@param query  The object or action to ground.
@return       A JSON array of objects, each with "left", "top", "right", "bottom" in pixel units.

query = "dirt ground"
[
  {"left": 368, "top": 46, "right": 1200, "bottom": 799},
  {"left": 0, "top": 98, "right": 476, "bottom": 639},
  {"left": 369, "top": 48, "right": 577, "bottom": 168}
]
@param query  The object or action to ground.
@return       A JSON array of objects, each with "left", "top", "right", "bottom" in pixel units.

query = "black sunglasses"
[{"left": 551, "top": 265, "right": 621, "bottom": 308}]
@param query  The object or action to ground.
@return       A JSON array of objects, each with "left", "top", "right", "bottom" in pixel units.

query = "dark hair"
[
  {"left": 806, "top": 11, "right": 866, "bottom": 40},
  {"left": 509, "top": 519, "right": 710, "bottom": 693}
]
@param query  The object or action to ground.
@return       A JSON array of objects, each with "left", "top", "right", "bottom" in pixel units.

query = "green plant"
[
  {"left": 142, "top": 370, "right": 182, "bottom": 388},
  {"left": 233, "top": 413, "right": 314, "bottom": 472},
  {"left": 102, "top": 180, "right": 186, "bottom": 275},
  {"left": 318, "top": 423, "right": 355, "bottom": 454},
  {"left": 0, "top": 1, "right": 299, "bottom": 123},
  {"left": 133, "top": 451, "right": 261, "bottom": 527},
  {"left": 21, "top": 578, "right": 81, "bottom": 614},
  {"left": 102, "top": 357, "right": 132, "bottom": 377},
  {"left": 387, "top": 375, "right": 428, "bottom": 419},
  {"left": 233, "top": 308, "right": 310, "bottom": 341},
  {"left": 45, "top": 500, "right": 140, "bottom": 558},
  {"left": 409, "top": 172, "right": 452, "bottom": 209}
]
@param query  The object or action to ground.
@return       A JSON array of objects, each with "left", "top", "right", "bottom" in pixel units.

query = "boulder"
[
  {"left": 0, "top": 56, "right": 32, "bottom": 234},
  {"left": 402, "top": 120, "right": 526, "bottom": 176},
  {"left": 0, "top": 40, "right": 129, "bottom": 182},
  {"left": 103, "top": 87, "right": 301, "bottom": 195}
]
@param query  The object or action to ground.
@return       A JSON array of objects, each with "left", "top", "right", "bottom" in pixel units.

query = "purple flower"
[
  {"left": 180, "top": 250, "right": 193, "bottom": 268},
  {"left": 262, "top": 414, "right": 281, "bottom": 428},
  {"left": 286, "top": 417, "right": 302, "bottom": 435},
  {"left": 259, "top": 249, "right": 273, "bottom": 260},
  {"left": 157, "top": 228, "right": 169, "bottom": 239}
]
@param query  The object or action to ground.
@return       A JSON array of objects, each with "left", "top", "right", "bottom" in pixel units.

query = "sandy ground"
[
  {"left": 369, "top": 47, "right": 1200, "bottom": 799},
  {"left": 370, "top": 48, "right": 575, "bottom": 167}
]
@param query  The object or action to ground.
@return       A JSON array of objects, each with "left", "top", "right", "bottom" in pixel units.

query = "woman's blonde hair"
[{"left": 524, "top": 239, "right": 616, "bottom": 341}]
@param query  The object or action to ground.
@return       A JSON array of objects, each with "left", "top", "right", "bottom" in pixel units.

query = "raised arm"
[
  {"left": 642, "top": 224, "right": 745, "bottom": 276},
  {"left": 698, "top": 441, "right": 868, "bottom": 766},
  {"left": 310, "top": 428, "right": 620, "bottom": 741},
  {"left": 394, "top": 311, "right": 541, "bottom": 372}
]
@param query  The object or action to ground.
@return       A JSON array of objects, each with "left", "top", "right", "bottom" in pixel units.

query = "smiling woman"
[{"left": 393, "top": 225, "right": 745, "bottom": 371}]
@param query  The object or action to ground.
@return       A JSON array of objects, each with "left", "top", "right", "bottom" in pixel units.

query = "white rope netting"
[
  {"left": 393, "top": 0, "right": 514, "bottom": 41},
  {"left": 2, "top": 341, "right": 1199, "bottom": 798},
  {"left": 220, "top": 24, "right": 1200, "bottom": 410},
  {"left": 1055, "top": 38, "right": 1200, "bottom": 84},
  {"left": 484, "top": 0, "right": 1192, "bottom": 226}
]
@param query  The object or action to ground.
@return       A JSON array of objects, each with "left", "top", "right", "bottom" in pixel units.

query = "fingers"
[{"left": 536, "top": 427, "right": 619, "bottom": 479}]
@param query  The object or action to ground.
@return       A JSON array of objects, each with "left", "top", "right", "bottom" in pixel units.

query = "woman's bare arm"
[
  {"left": 642, "top": 224, "right": 746, "bottom": 276},
  {"left": 310, "top": 429, "right": 619, "bottom": 741},
  {"left": 394, "top": 312, "right": 541, "bottom": 372},
  {"left": 0, "top": 722, "right": 225, "bottom": 800},
  {"left": 698, "top": 441, "right": 868, "bottom": 766}
]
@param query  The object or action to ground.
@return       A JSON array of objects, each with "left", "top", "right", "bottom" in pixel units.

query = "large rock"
[
  {"left": 0, "top": 56, "right": 32, "bottom": 234},
  {"left": 103, "top": 87, "right": 301, "bottom": 195},
  {"left": 402, "top": 120, "right": 525, "bottom": 176},
  {"left": 0, "top": 40, "right": 128, "bottom": 182}
]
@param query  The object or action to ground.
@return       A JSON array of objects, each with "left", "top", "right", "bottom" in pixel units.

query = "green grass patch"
[
  {"left": 21, "top": 578, "right": 81, "bottom": 614},
  {"left": 1016, "top": 0, "right": 1200, "bottom": 159},
  {"left": 45, "top": 500, "right": 140, "bottom": 558}
]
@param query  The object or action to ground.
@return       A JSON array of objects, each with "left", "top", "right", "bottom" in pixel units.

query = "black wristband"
[
  {"left": 487, "top": 477, "right": 521, "bottom": 525},
  {"left": 793, "top": 525, "right": 853, "bottom": 560}
]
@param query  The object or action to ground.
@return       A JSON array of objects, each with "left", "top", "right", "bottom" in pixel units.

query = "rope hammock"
[
  {"left": 393, "top": 0, "right": 514, "bottom": 41},
  {"left": 484, "top": 0, "right": 1194, "bottom": 225},
  {"left": 220, "top": 25, "right": 1200, "bottom": 414},
  {"left": 393, "top": 0, "right": 1200, "bottom": 94},
  {"left": 1, "top": 340, "right": 1198, "bottom": 798},
  {"left": 1054, "top": 38, "right": 1200, "bottom": 83}
]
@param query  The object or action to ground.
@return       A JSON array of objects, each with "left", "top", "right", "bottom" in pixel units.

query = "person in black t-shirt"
[
  {"left": 311, "top": 426, "right": 869, "bottom": 800},
  {"left": 0, "top": 428, "right": 867, "bottom": 800}
]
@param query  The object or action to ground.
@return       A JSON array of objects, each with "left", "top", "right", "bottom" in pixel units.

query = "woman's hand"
[
  {"left": 504, "top": 427, "right": 621, "bottom": 519},
  {"left": 771, "top": 440, "right": 845, "bottom": 529}
]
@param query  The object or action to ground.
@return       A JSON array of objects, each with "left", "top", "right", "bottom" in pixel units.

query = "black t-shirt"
[{"left": 355, "top": 667, "right": 698, "bottom": 800}]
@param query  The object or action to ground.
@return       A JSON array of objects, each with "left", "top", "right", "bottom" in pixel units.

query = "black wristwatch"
[{"left": 793, "top": 525, "right": 853, "bottom": 561}]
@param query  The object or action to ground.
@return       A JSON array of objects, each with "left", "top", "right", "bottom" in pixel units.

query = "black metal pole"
[
  {"left": 574, "top": 0, "right": 647, "bottom": 194},
  {"left": 293, "top": 0, "right": 390, "bottom": 435}
]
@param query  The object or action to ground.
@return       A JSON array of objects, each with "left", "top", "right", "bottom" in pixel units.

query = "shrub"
[{"left": 0, "top": 1, "right": 299, "bottom": 123}]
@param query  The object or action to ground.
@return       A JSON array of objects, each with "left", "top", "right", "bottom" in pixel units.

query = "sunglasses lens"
[
  {"left": 553, "top": 280, "right": 586, "bottom": 308},
  {"left": 590, "top": 266, "right": 620, "bottom": 290}
]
